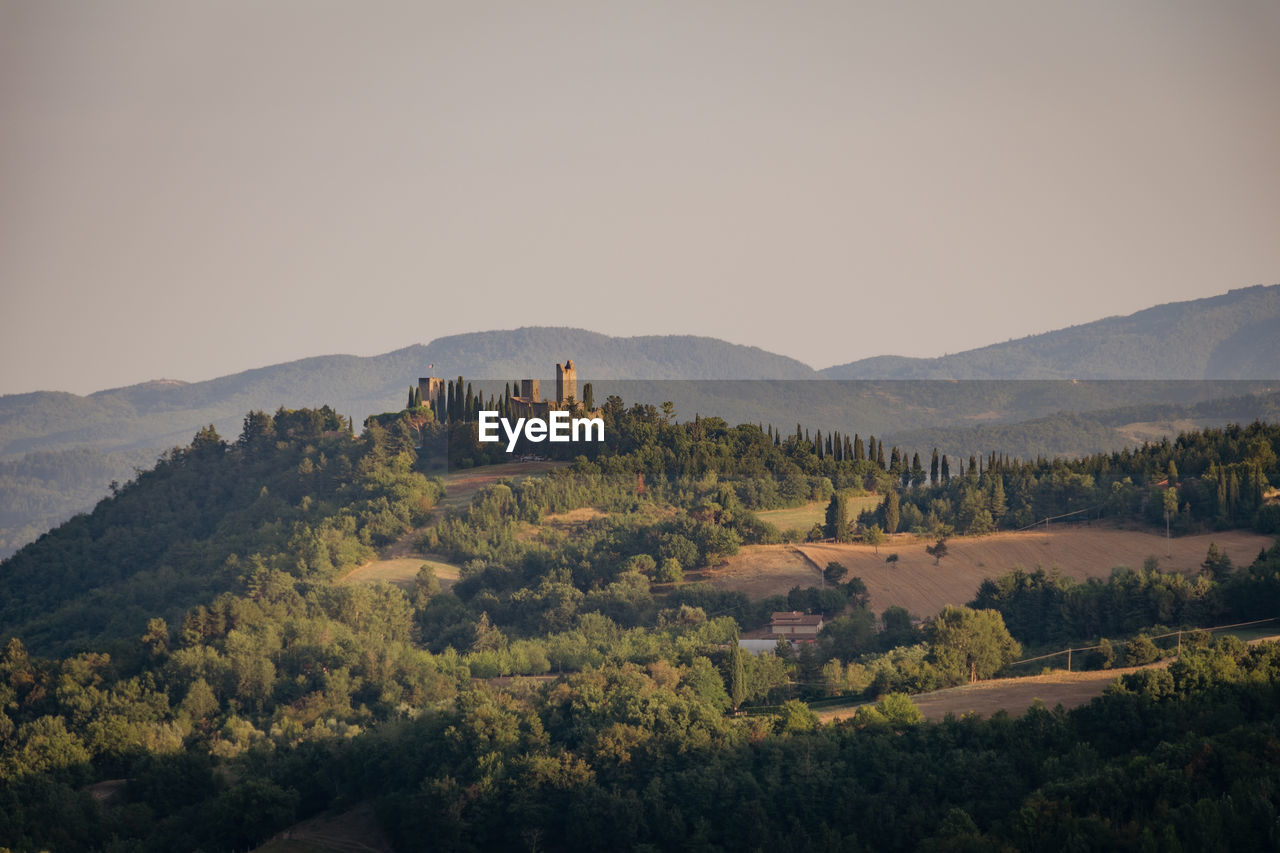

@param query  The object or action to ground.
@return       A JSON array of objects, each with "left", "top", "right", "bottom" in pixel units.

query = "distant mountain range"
[
  {"left": 822, "top": 284, "right": 1280, "bottom": 379},
  {"left": 1, "top": 284, "right": 1278, "bottom": 556}
]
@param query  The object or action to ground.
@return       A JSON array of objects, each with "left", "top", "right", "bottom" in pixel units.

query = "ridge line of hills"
[{"left": 0, "top": 285, "right": 1278, "bottom": 557}]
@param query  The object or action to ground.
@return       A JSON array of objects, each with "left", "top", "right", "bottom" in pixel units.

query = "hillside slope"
[
  {"left": 0, "top": 329, "right": 815, "bottom": 557},
  {"left": 822, "top": 284, "right": 1280, "bottom": 379}
]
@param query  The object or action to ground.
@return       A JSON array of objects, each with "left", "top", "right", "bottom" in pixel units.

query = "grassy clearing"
[
  {"left": 340, "top": 557, "right": 461, "bottom": 591},
  {"left": 754, "top": 495, "right": 881, "bottom": 532}
]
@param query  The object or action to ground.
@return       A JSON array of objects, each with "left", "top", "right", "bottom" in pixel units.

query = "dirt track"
[
  {"left": 816, "top": 665, "right": 1152, "bottom": 724},
  {"left": 706, "top": 527, "right": 1274, "bottom": 618}
]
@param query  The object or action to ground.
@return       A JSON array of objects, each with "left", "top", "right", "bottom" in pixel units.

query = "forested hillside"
[
  {"left": 2, "top": 392, "right": 1279, "bottom": 850},
  {"left": 4, "top": 287, "right": 1280, "bottom": 559},
  {"left": 0, "top": 331, "right": 815, "bottom": 559}
]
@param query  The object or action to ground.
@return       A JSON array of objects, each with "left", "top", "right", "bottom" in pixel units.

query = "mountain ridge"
[{"left": 821, "top": 284, "right": 1280, "bottom": 379}]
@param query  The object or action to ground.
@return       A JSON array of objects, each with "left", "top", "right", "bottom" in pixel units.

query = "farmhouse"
[{"left": 770, "top": 611, "right": 823, "bottom": 639}]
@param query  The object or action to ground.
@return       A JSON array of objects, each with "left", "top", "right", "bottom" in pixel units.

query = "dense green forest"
[{"left": 1, "top": 396, "right": 1278, "bottom": 850}]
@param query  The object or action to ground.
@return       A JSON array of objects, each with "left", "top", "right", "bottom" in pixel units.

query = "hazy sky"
[{"left": 2, "top": 1, "right": 1278, "bottom": 395}]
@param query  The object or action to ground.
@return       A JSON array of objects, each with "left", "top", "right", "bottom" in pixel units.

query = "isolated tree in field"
[
  {"left": 823, "top": 561, "right": 848, "bottom": 585},
  {"left": 1200, "top": 542, "right": 1233, "bottom": 580},
  {"left": 885, "top": 552, "right": 899, "bottom": 566},
  {"left": 864, "top": 524, "right": 886, "bottom": 555},
  {"left": 930, "top": 605, "right": 1020, "bottom": 683},
  {"left": 926, "top": 538, "right": 949, "bottom": 565}
]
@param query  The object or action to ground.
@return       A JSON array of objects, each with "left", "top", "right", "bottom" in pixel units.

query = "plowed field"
[{"left": 705, "top": 527, "right": 1274, "bottom": 618}]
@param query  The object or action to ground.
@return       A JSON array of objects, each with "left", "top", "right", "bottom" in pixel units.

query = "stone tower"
[
  {"left": 418, "top": 376, "right": 444, "bottom": 406},
  {"left": 556, "top": 359, "right": 577, "bottom": 404},
  {"left": 520, "top": 378, "right": 541, "bottom": 402}
]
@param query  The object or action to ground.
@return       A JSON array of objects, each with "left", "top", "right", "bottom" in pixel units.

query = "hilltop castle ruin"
[{"left": 417, "top": 359, "right": 582, "bottom": 419}]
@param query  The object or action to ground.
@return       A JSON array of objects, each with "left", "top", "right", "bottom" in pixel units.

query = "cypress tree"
[
  {"left": 583, "top": 382, "right": 594, "bottom": 410},
  {"left": 729, "top": 644, "right": 746, "bottom": 711},
  {"left": 407, "top": 386, "right": 416, "bottom": 410},
  {"left": 877, "top": 443, "right": 886, "bottom": 470},
  {"left": 990, "top": 477, "right": 1008, "bottom": 525},
  {"left": 854, "top": 434, "right": 864, "bottom": 461},
  {"left": 942, "top": 454, "right": 951, "bottom": 484},
  {"left": 884, "top": 489, "right": 900, "bottom": 535}
]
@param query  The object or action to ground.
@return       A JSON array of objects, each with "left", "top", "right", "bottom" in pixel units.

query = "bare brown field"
[
  {"left": 755, "top": 495, "right": 881, "bottom": 532},
  {"left": 822, "top": 632, "right": 1280, "bottom": 724},
  {"left": 817, "top": 666, "right": 1148, "bottom": 724},
  {"left": 339, "top": 556, "right": 460, "bottom": 591},
  {"left": 708, "top": 527, "right": 1275, "bottom": 618}
]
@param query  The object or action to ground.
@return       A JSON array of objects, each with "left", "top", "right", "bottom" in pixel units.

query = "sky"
[{"left": 1, "top": 1, "right": 1278, "bottom": 395}]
